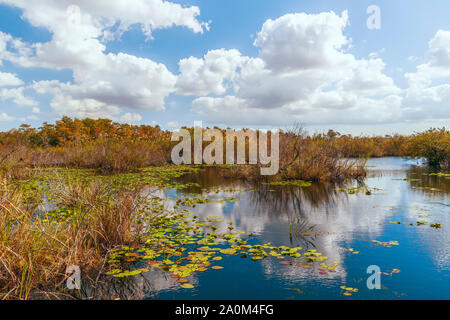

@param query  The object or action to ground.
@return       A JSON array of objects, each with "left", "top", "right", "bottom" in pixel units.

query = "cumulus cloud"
[
  {"left": 190, "top": 11, "right": 403, "bottom": 126},
  {"left": 1, "top": 87, "right": 37, "bottom": 106},
  {"left": 120, "top": 112, "right": 142, "bottom": 124},
  {"left": 406, "top": 30, "right": 450, "bottom": 88},
  {"left": 404, "top": 30, "right": 450, "bottom": 121},
  {"left": 166, "top": 121, "right": 180, "bottom": 129},
  {"left": 0, "top": 112, "right": 15, "bottom": 121},
  {"left": 176, "top": 49, "right": 248, "bottom": 96},
  {"left": 0, "top": 0, "right": 208, "bottom": 39},
  {"left": 0, "top": 72, "right": 23, "bottom": 87},
  {"left": 254, "top": 11, "right": 350, "bottom": 72},
  {"left": 0, "top": 0, "right": 205, "bottom": 118},
  {"left": 0, "top": 70, "right": 37, "bottom": 108},
  {"left": 29, "top": 52, "right": 177, "bottom": 116},
  {"left": 0, "top": 3, "right": 448, "bottom": 129}
]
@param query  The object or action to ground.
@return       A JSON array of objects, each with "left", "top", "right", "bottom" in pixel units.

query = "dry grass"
[
  {"left": 0, "top": 172, "right": 145, "bottom": 299},
  {"left": 29, "top": 138, "right": 172, "bottom": 173},
  {"left": 218, "top": 126, "right": 367, "bottom": 183}
]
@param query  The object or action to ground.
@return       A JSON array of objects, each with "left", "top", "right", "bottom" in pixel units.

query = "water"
[{"left": 107, "top": 157, "right": 450, "bottom": 300}]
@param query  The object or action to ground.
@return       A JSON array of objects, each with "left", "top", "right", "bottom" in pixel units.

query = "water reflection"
[{"left": 94, "top": 157, "right": 449, "bottom": 299}]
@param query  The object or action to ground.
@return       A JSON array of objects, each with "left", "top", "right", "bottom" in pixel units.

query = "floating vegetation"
[
  {"left": 343, "top": 292, "right": 352, "bottom": 296},
  {"left": 212, "top": 196, "right": 243, "bottom": 204},
  {"left": 377, "top": 269, "right": 401, "bottom": 276},
  {"left": 429, "top": 172, "right": 450, "bottom": 179},
  {"left": 340, "top": 286, "right": 359, "bottom": 296},
  {"left": 15, "top": 165, "right": 205, "bottom": 203},
  {"left": 344, "top": 248, "right": 360, "bottom": 254},
  {"left": 338, "top": 186, "right": 383, "bottom": 195},
  {"left": 264, "top": 180, "right": 312, "bottom": 187},
  {"left": 175, "top": 195, "right": 211, "bottom": 207},
  {"left": 412, "top": 186, "right": 442, "bottom": 192},
  {"left": 211, "top": 266, "right": 224, "bottom": 270},
  {"left": 386, "top": 220, "right": 443, "bottom": 229},
  {"left": 320, "top": 262, "right": 339, "bottom": 272},
  {"left": 388, "top": 221, "right": 414, "bottom": 226},
  {"left": 371, "top": 240, "right": 399, "bottom": 247},
  {"left": 105, "top": 205, "right": 335, "bottom": 290}
]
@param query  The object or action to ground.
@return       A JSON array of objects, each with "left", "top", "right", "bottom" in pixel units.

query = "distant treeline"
[{"left": 0, "top": 117, "right": 448, "bottom": 176}]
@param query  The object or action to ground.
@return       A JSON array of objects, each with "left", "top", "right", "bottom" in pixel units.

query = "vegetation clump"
[{"left": 407, "top": 128, "right": 449, "bottom": 169}]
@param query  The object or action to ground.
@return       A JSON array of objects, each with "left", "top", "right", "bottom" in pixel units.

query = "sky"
[{"left": 0, "top": 0, "right": 449, "bottom": 135}]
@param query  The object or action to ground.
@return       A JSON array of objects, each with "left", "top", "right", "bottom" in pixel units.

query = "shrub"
[{"left": 407, "top": 128, "right": 450, "bottom": 169}]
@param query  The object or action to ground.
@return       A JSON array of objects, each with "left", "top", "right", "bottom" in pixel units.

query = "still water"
[{"left": 110, "top": 157, "right": 450, "bottom": 300}]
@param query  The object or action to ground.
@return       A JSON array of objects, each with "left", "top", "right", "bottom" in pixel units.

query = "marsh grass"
[
  {"left": 29, "top": 138, "right": 172, "bottom": 173},
  {"left": 217, "top": 126, "right": 367, "bottom": 183},
  {"left": 0, "top": 171, "right": 146, "bottom": 299}
]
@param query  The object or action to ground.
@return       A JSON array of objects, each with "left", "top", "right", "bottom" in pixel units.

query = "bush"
[{"left": 407, "top": 128, "right": 450, "bottom": 169}]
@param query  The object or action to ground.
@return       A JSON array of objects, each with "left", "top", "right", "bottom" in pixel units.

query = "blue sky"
[{"left": 0, "top": 0, "right": 449, "bottom": 134}]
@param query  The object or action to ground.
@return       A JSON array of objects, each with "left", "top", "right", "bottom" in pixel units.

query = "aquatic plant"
[{"left": 264, "top": 180, "right": 312, "bottom": 187}]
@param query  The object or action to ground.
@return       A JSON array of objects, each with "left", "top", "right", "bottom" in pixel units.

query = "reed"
[{"left": 0, "top": 171, "right": 145, "bottom": 299}]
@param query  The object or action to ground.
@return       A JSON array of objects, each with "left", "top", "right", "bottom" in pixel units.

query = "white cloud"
[
  {"left": 0, "top": 112, "right": 14, "bottom": 121},
  {"left": 0, "top": 0, "right": 208, "bottom": 39},
  {"left": 1, "top": 87, "right": 37, "bottom": 106},
  {"left": 0, "top": 72, "right": 23, "bottom": 87},
  {"left": 0, "top": 0, "right": 206, "bottom": 118},
  {"left": 120, "top": 112, "right": 142, "bottom": 124},
  {"left": 0, "top": 3, "right": 448, "bottom": 129},
  {"left": 0, "top": 31, "right": 11, "bottom": 64},
  {"left": 404, "top": 30, "right": 450, "bottom": 121},
  {"left": 191, "top": 11, "right": 403, "bottom": 127},
  {"left": 29, "top": 52, "right": 177, "bottom": 116},
  {"left": 177, "top": 49, "right": 248, "bottom": 96},
  {"left": 49, "top": 90, "right": 122, "bottom": 119},
  {"left": 253, "top": 11, "right": 350, "bottom": 72},
  {"left": 405, "top": 30, "right": 450, "bottom": 88},
  {"left": 166, "top": 121, "right": 179, "bottom": 129}
]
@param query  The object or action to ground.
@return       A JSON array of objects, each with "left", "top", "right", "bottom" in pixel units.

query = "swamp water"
[{"left": 99, "top": 157, "right": 449, "bottom": 300}]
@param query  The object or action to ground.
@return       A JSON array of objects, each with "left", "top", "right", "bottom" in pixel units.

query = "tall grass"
[
  {"left": 407, "top": 128, "right": 449, "bottom": 169},
  {"left": 1, "top": 117, "right": 447, "bottom": 180},
  {"left": 0, "top": 172, "right": 145, "bottom": 299},
  {"left": 31, "top": 138, "right": 172, "bottom": 173},
  {"left": 219, "top": 126, "right": 366, "bottom": 182}
]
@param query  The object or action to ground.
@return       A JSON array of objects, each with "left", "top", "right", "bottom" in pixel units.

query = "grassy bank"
[
  {"left": 0, "top": 165, "right": 206, "bottom": 299},
  {"left": 1, "top": 118, "right": 448, "bottom": 177},
  {"left": 0, "top": 172, "right": 140, "bottom": 299}
]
